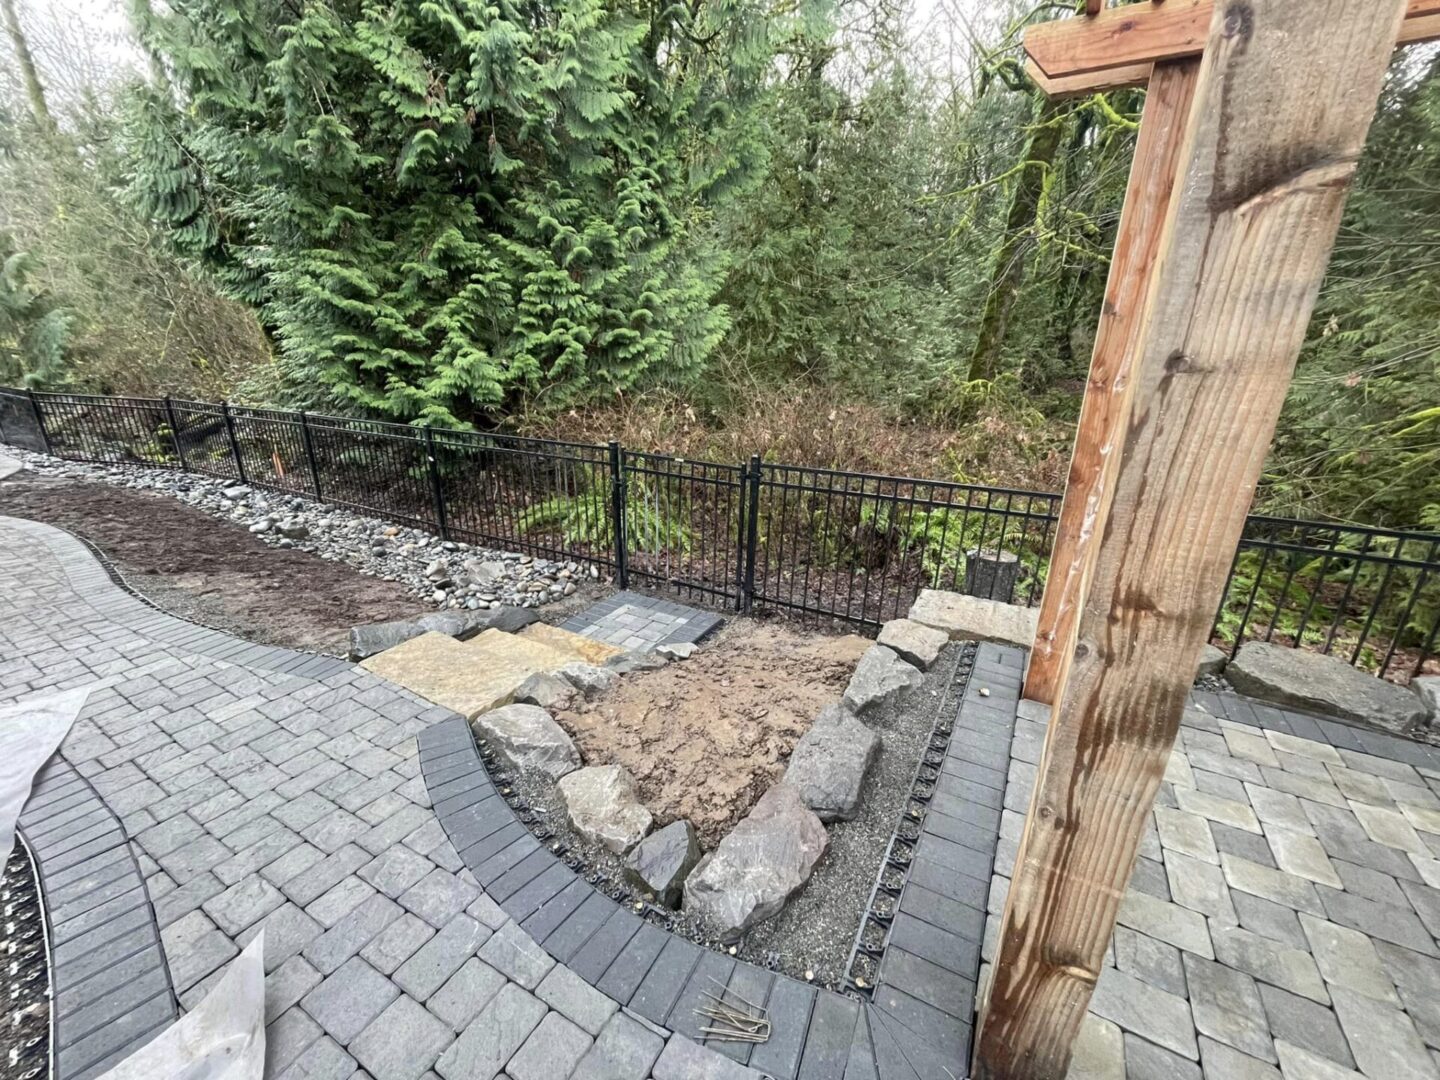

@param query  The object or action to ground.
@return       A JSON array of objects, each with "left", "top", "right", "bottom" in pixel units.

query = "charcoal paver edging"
[{"left": 18, "top": 756, "right": 178, "bottom": 1080}]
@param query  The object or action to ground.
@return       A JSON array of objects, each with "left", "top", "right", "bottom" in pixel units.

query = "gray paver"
[
  {"left": 429, "top": 958, "right": 508, "bottom": 1031},
  {"left": 301, "top": 957, "right": 400, "bottom": 1043},
  {"left": 478, "top": 920, "right": 556, "bottom": 991},
  {"left": 434, "top": 982, "right": 546, "bottom": 1080},
  {"left": 537, "top": 962, "right": 620, "bottom": 1035},
  {"left": 351, "top": 995, "right": 456, "bottom": 1080},
  {"left": 394, "top": 914, "right": 490, "bottom": 1001},
  {"left": 506, "top": 1011, "right": 593, "bottom": 1080},
  {"left": 573, "top": 1011, "right": 666, "bottom": 1080}
]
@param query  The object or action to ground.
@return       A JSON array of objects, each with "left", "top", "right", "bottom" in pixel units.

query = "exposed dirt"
[
  {"left": 0, "top": 472, "right": 428, "bottom": 655},
  {"left": 554, "top": 621, "right": 872, "bottom": 847}
]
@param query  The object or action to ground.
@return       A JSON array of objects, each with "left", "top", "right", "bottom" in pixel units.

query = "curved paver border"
[{"left": 18, "top": 755, "right": 178, "bottom": 1080}]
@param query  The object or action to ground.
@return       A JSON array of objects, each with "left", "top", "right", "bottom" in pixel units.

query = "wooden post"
[
  {"left": 1024, "top": 60, "right": 1199, "bottom": 707},
  {"left": 975, "top": 2, "right": 1408, "bottom": 1077}
]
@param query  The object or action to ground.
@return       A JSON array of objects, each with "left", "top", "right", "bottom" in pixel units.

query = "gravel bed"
[
  {"left": 8, "top": 449, "right": 605, "bottom": 615},
  {"left": 492, "top": 642, "right": 972, "bottom": 991}
]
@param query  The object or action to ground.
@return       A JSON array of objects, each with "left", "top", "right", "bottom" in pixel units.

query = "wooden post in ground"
[
  {"left": 975, "top": 2, "right": 1408, "bottom": 1077},
  {"left": 1023, "top": 59, "right": 1199, "bottom": 707}
]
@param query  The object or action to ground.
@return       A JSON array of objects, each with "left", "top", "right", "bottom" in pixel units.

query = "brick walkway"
[{"left": 0, "top": 515, "right": 763, "bottom": 1080}]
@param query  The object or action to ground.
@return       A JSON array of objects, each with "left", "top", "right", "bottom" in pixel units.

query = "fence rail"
[{"left": 1, "top": 386, "right": 1436, "bottom": 682}]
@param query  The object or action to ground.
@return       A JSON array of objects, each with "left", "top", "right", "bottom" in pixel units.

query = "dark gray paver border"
[{"left": 18, "top": 755, "right": 178, "bottom": 1080}]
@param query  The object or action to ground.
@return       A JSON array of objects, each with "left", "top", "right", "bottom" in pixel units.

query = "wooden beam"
[
  {"left": 1025, "top": 0, "right": 1439, "bottom": 93},
  {"left": 975, "top": 1, "right": 1408, "bottom": 1077},
  {"left": 1023, "top": 59, "right": 1199, "bottom": 708}
]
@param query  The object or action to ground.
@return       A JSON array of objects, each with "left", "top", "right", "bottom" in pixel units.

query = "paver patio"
[{"left": 6, "top": 495, "right": 1440, "bottom": 1080}]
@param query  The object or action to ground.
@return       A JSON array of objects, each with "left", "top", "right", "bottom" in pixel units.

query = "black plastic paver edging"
[
  {"left": 18, "top": 755, "right": 178, "bottom": 1080},
  {"left": 417, "top": 714, "right": 890, "bottom": 1079}
]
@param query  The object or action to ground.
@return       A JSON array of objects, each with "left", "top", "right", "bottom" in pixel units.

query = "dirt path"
[
  {"left": 555, "top": 622, "right": 871, "bottom": 846},
  {"left": 0, "top": 473, "right": 427, "bottom": 655}
]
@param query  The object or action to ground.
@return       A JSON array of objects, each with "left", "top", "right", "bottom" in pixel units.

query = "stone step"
[
  {"left": 518, "top": 623, "right": 626, "bottom": 666},
  {"left": 360, "top": 628, "right": 582, "bottom": 720}
]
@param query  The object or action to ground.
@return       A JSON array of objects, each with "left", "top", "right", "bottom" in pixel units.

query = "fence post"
[
  {"left": 742, "top": 454, "right": 761, "bottom": 613},
  {"left": 27, "top": 390, "right": 52, "bottom": 455},
  {"left": 423, "top": 428, "right": 450, "bottom": 541},
  {"left": 609, "top": 440, "right": 628, "bottom": 590},
  {"left": 221, "top": 402, "right": 248, "bottom": 485},
  {"left": 163, "top": 396, "right": 188, "bottom": 471},
  {"left": 298, "top": 412, "right": 323, "bottom": 501}
]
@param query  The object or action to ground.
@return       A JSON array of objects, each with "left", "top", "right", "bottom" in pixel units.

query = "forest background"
[{"left": 1, "top": 0, "right": 1436, "bottom": 531}]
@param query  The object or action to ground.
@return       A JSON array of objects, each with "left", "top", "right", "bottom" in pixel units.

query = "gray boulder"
[
  {"left": 347, "top": 605, "right": 540, "bottom": 660},
  {"left": 465, "top": 558, "right": 507, "bottom": 586},
  {"left": 1196, "top": 644, "right": 1229, "bottom": 679},
  {"left": 784, "top": 704, "right": 880, "bottom": 822},
  {"left": 876, "top": 619, "right": 948, "bottom": 671},
  {"left": 1226, "top": 642, "right": 1428, "bottom": 734},
  {"left": 558, "top": 662, "right": 618, "bottom": 700},
  {"left": 656, "top": 642, "right": 698, "bottom": 661},
  {"left": 558, "top": 765, "right": 653, "bottom": 854},
  {"left": 907, "top": 589, "right": 1037, "bottom": 648},
  {"left": 604, "top": 651, "right": 670, "bottom": 675},
  {"left": 513, "top": 672, "right": 577, "bottom": 711},
  {"left": 842, "top": 645, "right": 924, "bottom": 717},
  {"left": 624, "top": 820, "right": 701, "bottom": 907},
  {"left": 1415, "top": 676, "right": 1440, "bottom": 725},
  {"left": 683, "top": 784, "right": 828, "bottom": 940},
  {"left": 473, "top": 704, "right": 581, "bottom": 780}
]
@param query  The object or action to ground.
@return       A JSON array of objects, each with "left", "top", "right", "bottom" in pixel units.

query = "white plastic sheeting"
[
  {"left": 97, "top": 933, "right": 266, "bottom": 1080},
  {"left": 0, "top": 686, "right": 89, "bottom": 858}
]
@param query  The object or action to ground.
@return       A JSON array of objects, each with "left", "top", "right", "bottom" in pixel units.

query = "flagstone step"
[{"left": 519, "top": 623, "right": 626, "bottom": 666}]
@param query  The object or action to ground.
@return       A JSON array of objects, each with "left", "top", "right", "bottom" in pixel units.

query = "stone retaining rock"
[
  {"left": 784, "top": 704, "right": 880, "bottom": 822},
  {"left": 604, "top": 652, "right": 670, "bottom": 675},
  {"left": 656, "top": 642, "right": 697, "bottom": 661},
  {"left": 348, "top": 606, "right": 539, "bottom": 660},
  {"left": 1226, "top": 642, "right": 1428, "bottom": 734},
  {"left": 907, "top": 589, "right": 1037, "bottom": 648},
  {"left": 876, "top": 619, "right": 948, "bottom": 671},
  {"left": 624, "top": 820, "right": 701, "bottom": 907},
  {"left": 557, "top": 765, "right": 653, "bottom": 855},
  {"left": 513, "top": 672, "right": 578, "bottom": 711},
  {"left": 842, "top": 645, "right": 924, "bottom": 717},
  {"left": 558, "top": 663, "right": 618, "bottom": 700},
  {"left": 1415, "top": 677, "right": 1440, "bottom": 725},
  {"left": 1197, "top": 644, "right": 1229, "bottom": 679},
  {"left": 683, "top": 784, "right": 828, "bottom": 940},
  {"left": 473, "top": 704, "right": 581, "bottom": 780}
]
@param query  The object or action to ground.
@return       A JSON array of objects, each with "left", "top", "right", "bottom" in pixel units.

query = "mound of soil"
[
  {"left": 0, "top": 473, "right": 427, "bottom": 655},
  {"left": 554, "top": 622, "right": 871, "bottom": 846}
]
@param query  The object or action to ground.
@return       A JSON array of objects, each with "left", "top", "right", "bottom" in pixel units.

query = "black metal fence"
[{"left": 2, "top": 386, "right": 1436, "bottom": 682}]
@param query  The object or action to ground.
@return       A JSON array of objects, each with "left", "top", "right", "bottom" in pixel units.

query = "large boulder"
[
  {"left": 842, "top": 645, "right": 924, "bottom": 717},
  {"left": 558, "top": 765, "right": 653, "bottom": 855},
  {"left": 513, "top": 672, "right": 577, "bottom": 711},
  {"left": 473, "top": 704, "right": 581, "bottom": 780},
  {"left": 1196, "top": 644, "right": 1229, "bottom": 679},
  {"left": 876, "top": 619, "right": 948, "bottom": 671},
  {"left": 1226, "top": 642, "right": 1428, "bottom": 734},
  {"left": 784, "top": 705, "right": 881, "bottom": 822},
  {"left": 907, "top": 589, "right": 1037, "bottom": 648},
  {"left": 683, "top": 784, "right": 828, "bottom": 940},
  {"left": 347, "top": 605, "right": 539, "bottom": 660},
  {"left": 604, "top": 651, "right": 670, "bottom": 675},
  {"left": 1413, "top": 677, "right": 1440, "bottom": 726},
  {"left": 558, "top": 662, "right": 618, "bottom": 701},
  {"left": 624, "top": 820, "right": 701, "bottom": 907}
]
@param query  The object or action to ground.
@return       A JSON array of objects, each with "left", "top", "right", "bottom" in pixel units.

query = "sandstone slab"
[
  {"left": 1226, "top": 642, "right": 1427, "bottom": 733},
  {"left": 558, "top": 765, "right": 653, "bottom": 854},
  {"left": 876, "top": 618, "right": 948, "bottom": 671},
  {"left": 474, "top": 704, "right": 581, "bottom": 780},
  {"left": 520, "top": 623, "right": 625, "bottom": 666},
  {"left": 683, "top": 784, "right": 828, "bottom": 939},
  {"left": 624, "top": 820, "right": 701, "bottom": 907},
  {"left": 784, "top": 704, "right": 880, "bottom": 822},
  {"left": 842, "top": 645, "right": 924, "bottom": 717},
  {"left": 907, "top": 589, "right": 1038, "bottom": 648}
]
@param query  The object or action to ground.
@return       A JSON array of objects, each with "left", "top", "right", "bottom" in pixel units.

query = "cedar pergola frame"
[{"left": 973, "top": 2, "right": 1440, "bottom": 1077}]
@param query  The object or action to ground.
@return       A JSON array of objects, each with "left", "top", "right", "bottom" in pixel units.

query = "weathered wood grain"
[
  {"left": 1023, "top": 60, "right": 1199, "bottom": 708},
  {"left": 975, "top": 1, "right": 1408, "bottom": 1077}
]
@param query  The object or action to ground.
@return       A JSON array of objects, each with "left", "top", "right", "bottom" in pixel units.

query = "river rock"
[
  {"left": 624, "top": 820, "right": 701, "bottom": 907},
  {"left": 1197, "top": 644, "right": 1229, "bottom": 679},
  {"left": 683, "top": 784, "right": 828, "bottom": 940},
  {"left": 558, "top": 662, "right": 617, "bottom": 700},
  {"left": 465, "top": 558, "right": 507, "bottom": 586},
  {"left": 1226, "top": 642, "right": 1428, "bottom": 734},
  {"left": 473, "top": 704, "right": 581, "bottom": 780},
  {"left": 876, "top": 619, "right": 948, "bottom": 671},
  {"left": 513, "top": 672, "right": 577, "bottom": 711},
  {"left": 784, "top": 704, "right": 880, "bottom": 822},
  {"left": 842, "top": 645, "right": 924, "bottom": 717},
  {"left": 907, "top": 589, "right": 1038, "bottom": 648},
  {"left": 656, "top": 642, "right": 697, "bottom": 661},
  {"left": 558, "top": 765, "right": 653, "bottom": 854}
]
